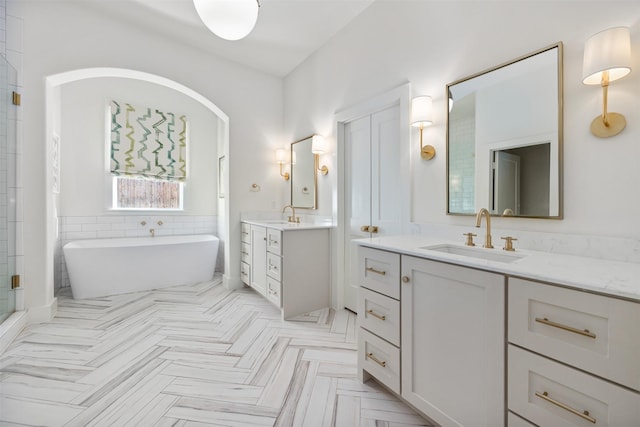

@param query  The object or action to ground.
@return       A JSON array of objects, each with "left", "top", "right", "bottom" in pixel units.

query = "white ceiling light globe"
[{"left": 193, "top": 0, "right": 259, "bottom": 41}]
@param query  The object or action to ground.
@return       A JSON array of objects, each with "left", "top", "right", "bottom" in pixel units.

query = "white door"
[
  {"left": 493, "top": 151, "right": 520, "bottom": 215},
  {"left": 344, "top": 105, "right": 401, "bottom": 312}
]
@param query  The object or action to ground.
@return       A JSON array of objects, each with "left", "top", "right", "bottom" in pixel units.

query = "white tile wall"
[{"left": 56, "top": 214, "right": 220, "bottom": 290}]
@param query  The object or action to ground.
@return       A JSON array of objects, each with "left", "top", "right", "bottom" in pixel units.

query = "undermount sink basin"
[{"left": 420, "top": 244, "right": 526, "bottom": 263}]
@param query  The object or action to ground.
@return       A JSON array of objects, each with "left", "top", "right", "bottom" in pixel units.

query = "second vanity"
[
  {"left": 356, "top": 235, "right": 640, "bottom": 427},
  {"left": 241, "top": 219, "right": 332, "bottom": 319}
]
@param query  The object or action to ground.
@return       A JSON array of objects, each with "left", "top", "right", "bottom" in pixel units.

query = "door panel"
[
  {"left": 371, "top": 106, "right": 401, "bottom": 237},
  {"left": 344, "top": 115, "right": 371, "bottom": 312}
]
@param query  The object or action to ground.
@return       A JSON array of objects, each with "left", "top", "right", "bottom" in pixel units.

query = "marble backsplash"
[{"left": 411, "top": 222, "right": 640, "bottom": 264}]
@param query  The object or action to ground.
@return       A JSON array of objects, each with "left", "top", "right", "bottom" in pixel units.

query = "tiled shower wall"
[
  {"left": 55, "top": 215, "right": 220, "bottom": 291},
  {"left": 0, "top": 0, "right": 24, "bottom": 312}
]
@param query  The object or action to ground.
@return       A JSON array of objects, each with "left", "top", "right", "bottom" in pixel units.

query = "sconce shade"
[
  {"left": 311, "top": 135, "right": 326, "bottom": 154},
  {"left": 411, "top": 96, "right": 433, "bottom": 127},
  {"left": 193, "top": 0, "right": 259, "bottom": 41},
  {"left": 582, "top": 26, "right": 631, "bottom": 85},
  {"left": 275, "top": 148, "right": 286, "bottom": 164}
]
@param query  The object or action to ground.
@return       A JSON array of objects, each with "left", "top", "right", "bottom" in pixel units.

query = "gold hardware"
[
  {"left": 421, "top": 142, "right": 436, "bottom": 160},
  {"left": 150, "top": 228, "right": 155, "bottom": 237},
  {"left": 157, "top": 221, "right": 163, "bottom": 226},
  {"left": 463, "top": 232, "right": 477, "bottom": 247},
  {"left": 402, "top": 276, "right": 410, "bottom": 283},
  {"left": 12, "top": 91, "right": 20, "bottom": 106},
  {"left": 366, "top": 352, "right": 386, "bottom": 368},
  {"left": 475, "top": 208, "right": 494, "bottom": 248},
  {"left": 315, "top": 153, "right": 329, "bottom": 175},
  {"left": 535, "top": 317, "right": 596, "bottom": 339},
  {"left": 366, "top": 267, "right": 386, "bottom": 276},
  {"left": 501, "top": 236, "right": 517, "bottom": 251},
  {"left": 361, "top": 225, "right": 370, "bottom": 232},
  {"left": 282, "top": 205, "right": 299, "bottom": 223},
  {"left": 502, "top": 208, "right": 514, "bottom": 216},
  {"left": 535, "top": 391, "right": 596, "bottom": 424},
  {"left": 369, "top": 226, "right": 379, "bottom": 233},
  {"left": 140, "top": 221, "right": 147, "bottom": 226},
  {"left": 11, "top": 275, "right": 20, "bottom": 289},
  {"left": 367, "top": 309, "right": 386, "bottom": 321},
  {"left": 279, "top": 162, "right": 290, "bottom": 181}
]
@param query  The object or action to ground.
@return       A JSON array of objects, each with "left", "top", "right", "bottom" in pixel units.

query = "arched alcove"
[{"left": 44, "top": 68, "right": 230, "bottom": 296}]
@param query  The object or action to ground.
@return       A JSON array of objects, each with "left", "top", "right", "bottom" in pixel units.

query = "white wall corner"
[
  {"left": 223, "top": 273, "right": 244, "bottom": 291},
  {"left": 27, "top": 296, "right": 57, "bottom": 324}
]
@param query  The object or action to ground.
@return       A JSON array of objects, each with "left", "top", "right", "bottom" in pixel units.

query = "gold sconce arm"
[
  {"left": 279, "top": 162, "right": 290, "bottom": 181},
  {"left": 315, "top": 154, "right": 329, "bottom": 175},
  {"left": 418, "top": 123, "right": 436, "bottom": 160}
]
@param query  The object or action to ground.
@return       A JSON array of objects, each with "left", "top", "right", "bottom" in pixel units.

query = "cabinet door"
[
  {"left": 250, "top": 225, "right": 267, "bottom": 296},
  {"left": 401, "top": 255, "right": 505, "bottom": 427}
]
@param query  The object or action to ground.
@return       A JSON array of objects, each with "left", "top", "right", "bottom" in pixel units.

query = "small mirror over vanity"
[
  {"left": 290, "top": 135, "right": 317, "bottom": 209},
  {"left": 447, "top": 43, "right": 563, "bottom": 218}
]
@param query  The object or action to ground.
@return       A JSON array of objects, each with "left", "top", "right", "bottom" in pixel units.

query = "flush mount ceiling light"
[{"left": 193, "top": 0, "right": 260, "bottom": 41}]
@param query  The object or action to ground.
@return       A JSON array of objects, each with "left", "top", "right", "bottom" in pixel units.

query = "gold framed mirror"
[
  {"left": 446, "top": 43, "right": 563, "bottom": 218},
  {"left": 291, "top": 135, "right": 317, "bottom": 209}
]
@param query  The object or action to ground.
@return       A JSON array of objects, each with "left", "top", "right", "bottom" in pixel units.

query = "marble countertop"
[
  {"left": 242, "top": 219, "right": 334, "bottom": 231},
  {"left": 357, "top": 235, "right": 640, "bottom": 302}
]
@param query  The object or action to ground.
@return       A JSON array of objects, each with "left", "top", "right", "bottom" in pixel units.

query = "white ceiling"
[{"left": 87, "top": 0, "right": 374, "bottom": 77}]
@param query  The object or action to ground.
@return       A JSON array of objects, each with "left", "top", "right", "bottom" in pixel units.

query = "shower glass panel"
[{"left": 0, "top": 56, "right": 17, "bottom": 324}]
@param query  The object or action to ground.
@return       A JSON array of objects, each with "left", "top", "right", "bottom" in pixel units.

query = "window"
[
  {"left": 108, "top": 100, "right": 188, "bottom": 211},
  {"left": 113, "top": 176, "right": 183, "bottom": 210}
]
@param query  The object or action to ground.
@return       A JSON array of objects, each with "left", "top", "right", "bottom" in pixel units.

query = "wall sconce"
[
  {"left": 582, "top": 26, "right": 632, "bottom": 138},
  {"left": 411, "top": 96, "right": 436, "bottom": 160},
  {"left": 311, "top": 135, "right": 329, "bottom": 175},
  {"left": 275, "top": 148, "right": 289, "bottom": 181}
]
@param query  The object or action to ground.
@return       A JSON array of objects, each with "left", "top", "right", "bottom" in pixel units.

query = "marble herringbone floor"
[{"left": 0, "top": 277, "right": 430, "bottom": 426}]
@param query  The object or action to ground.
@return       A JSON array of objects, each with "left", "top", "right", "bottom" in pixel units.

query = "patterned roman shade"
[{"left": 109, "top": 100, "right": 188, "bottom": 181}]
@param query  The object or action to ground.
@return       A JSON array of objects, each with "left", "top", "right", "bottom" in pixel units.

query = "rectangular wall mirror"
[
  {"left": 447, "top": 43, "right": 563, "bottom": 218},
  {"left": 291, "top": 135, "right": 317, "bottom": 209}
]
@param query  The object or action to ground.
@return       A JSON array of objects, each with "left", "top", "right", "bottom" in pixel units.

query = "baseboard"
[
  {"left": 0, "top": 311, "right": 27, "bottom": 355},
  {"left": 27, "top": 297, "right": 58, "bottom": 324}
]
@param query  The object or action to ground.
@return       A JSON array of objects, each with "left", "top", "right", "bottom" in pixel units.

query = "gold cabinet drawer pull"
[
  {"left": 361, "top": 225, "right": 370, "bottom": 232},
  {"left": 366, "top": 352, "right": 386, "bottom": 368},
  {"left": 535, "top": 391, "right": 596, "bottom": 424},
  {"left": 535, "top": 317, "right": 596, "bottom": 339},
  {"left": 369, "top": 226, "right": 379, "bottom": 233},
  {"left": 366, "top": 267, "right": 386, "bottom": 276},
  {"left": 366, "top": 309, "right": 386, "bottom": 321}
]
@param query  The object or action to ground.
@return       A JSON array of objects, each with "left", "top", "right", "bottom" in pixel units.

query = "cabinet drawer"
[
  {"left": 240, "top": 261, "right": 250, "bottom": 285},
  {"left": 508, "top": 345, "right": 640, "bottom": 427},
  {"left": 358, "top": 287, "right": 400, "bottom": 346},
  {"left": 241, "top": 242, "right": 250, "bottom": 264},
  {"left": 507, "top": 412, "right": 536, "bottom": 427},
  {"left": 267, "top": 252, "right": 282, "bottom": 281},
  {"left": 266, "top": 276, "right": 281, "bottom": 307},
  {"left": 358, "top": 328, "right": 400, "bottom": 394},
  {"left": 267, "top": 228, "right": 282, "bottom": 255},
  {"left": 509, "top": 277, "right": 640, "bottom": 391},
  {"left": 241, "top": 222, "right": 251, "bottom": 243},
  {"left": 358, "top": 247, "right": 400, "bottom": 299}
]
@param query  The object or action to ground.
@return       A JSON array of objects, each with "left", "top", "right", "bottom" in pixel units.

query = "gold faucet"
[
  {"left": 282, "top": 205, "right": 300, "bottom": 223},
  {"left": 150, "top": 228, "right": 155, "bottom": 237},
  {"left": 475, "top": 208, "right": 493, "bottom": 248}
]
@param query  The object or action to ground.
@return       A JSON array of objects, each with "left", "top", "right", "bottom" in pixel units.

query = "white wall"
[
  {"left": 14, "top": 0, "right": 284, "bottom": 316},
  {"left": 284, "top": 1, "right": 640, "bottom": 238},
  {"left": 60, "top": 77, "right": 219, "bottom": 216}
]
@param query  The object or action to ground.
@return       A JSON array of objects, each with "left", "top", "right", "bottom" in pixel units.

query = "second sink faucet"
[
  {"left": 475, "top": 208, "right": 494, "bottom": 249},
  {"left": 282, "top": 205, "right": 300, "bottom": 223}
]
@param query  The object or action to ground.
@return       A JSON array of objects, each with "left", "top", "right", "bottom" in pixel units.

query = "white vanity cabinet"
[
  {"left": 241, "top": 221, "right": 330, "bottom": 319},
  {"left": 357, "top": 246, "right": 505, "bottom": 427},
  {"left": 401, "top": 255, "right": 505, "bottom": 427},
  {"left": 507, "top": 277, "right": 640, "bottom": 426}
]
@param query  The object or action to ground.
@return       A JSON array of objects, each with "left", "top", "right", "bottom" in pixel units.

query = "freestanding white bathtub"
[{"left": 63, "top": 234, "right": 219, "bottom": 299}]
